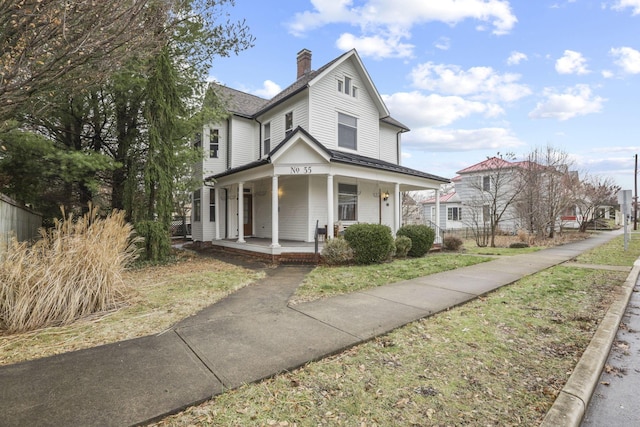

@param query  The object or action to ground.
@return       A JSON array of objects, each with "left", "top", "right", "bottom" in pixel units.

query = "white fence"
[{"left": 0, "top": 193, "right": 42, "bottom": 254}]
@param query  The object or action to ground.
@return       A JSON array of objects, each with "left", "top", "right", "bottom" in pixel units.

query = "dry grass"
[
  {"left": 0, "top": 207, "right": 138, "bottom": 333},
  {"left": 0, "top": 252, "right": 263, "bottom": 365}
]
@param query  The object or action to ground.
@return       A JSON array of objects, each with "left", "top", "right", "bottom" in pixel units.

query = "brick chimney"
[{"left": 297, "top": 49, "right": 312, "bottom": 79}]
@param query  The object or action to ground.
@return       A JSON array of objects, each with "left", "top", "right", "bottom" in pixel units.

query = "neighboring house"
[
  {"left": 190, "top": 48, "right": 450, "bottom": 258},
  {"left": 422, "top": 191, "right": 465, "bottom": 231}
]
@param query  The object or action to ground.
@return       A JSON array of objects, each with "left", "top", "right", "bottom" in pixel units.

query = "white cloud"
[
  {"left": 252, "top": 80, "right": 282, "bottom": 98},
  {"left": 507, "top": 51, "right": 527, "bottom": 65},
  {"left": 410, "top": 62, "right": 532, "bottom": 102},
  {"left": 601, "top": 69, "right": 614, "bottom": 78},
  {"left": 403, "top": 127, "right": 525, "bottom": 152},
  {"left": 336, "top": 32, "right": 414, "bottom": 59},
  {"left": 288, "top": 0, "right": 517, "bottom": 57},
  {"left": 529, "top": 84, "right": 605, "bottom": 121},
  {"left": 555, "top": 50, "right": 590, "bottom": 75},
  {"left": 434, "top": 37, "right": 451, "bottom": 51},
  {"left": 612, "top": 0, "right": 640, "bottom": 15},
  {"left": 610, "top": 46, "right": 640, "bottom": 73},
  {"left": 383, "top": 91, "right": 504, "bottom": 128}
]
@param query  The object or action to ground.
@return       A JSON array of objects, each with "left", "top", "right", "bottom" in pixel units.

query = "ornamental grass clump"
[{"left": 0, "top": 207, "right": 139, "bottom": 333}]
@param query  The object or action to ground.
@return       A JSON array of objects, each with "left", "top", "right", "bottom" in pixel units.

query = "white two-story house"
[{"left": 191, "top": 49, "right": 450, "bottom": 259}]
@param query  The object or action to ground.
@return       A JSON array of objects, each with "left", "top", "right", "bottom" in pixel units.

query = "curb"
[{"left": 540, "top": 259, "right": 640, "bottom": 427}]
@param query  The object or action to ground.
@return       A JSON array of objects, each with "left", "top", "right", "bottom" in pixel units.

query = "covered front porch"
[{"left": 209, "top": 236, "right": 326, "bottom": 264}]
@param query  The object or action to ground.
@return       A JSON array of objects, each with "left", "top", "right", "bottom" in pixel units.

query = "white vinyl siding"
[
  {"left": 257, "top": 94, "right": 308, "bottom": 149},
  {"left": 278, "top": 176, "right": 308, "bottom": 241},
  {"left": 230, "top": 117, "right": 257, "bottom": 168},
  {"left": 379, "top": 123, "right": 399, "bottom": 164},
  {"left": 308, "top": 59, "right": 380, "bottom": 159}
]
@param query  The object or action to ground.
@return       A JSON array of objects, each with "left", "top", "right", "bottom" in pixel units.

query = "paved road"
[{"left": 582, "top": 267, "right": 640, "bottom": 426}]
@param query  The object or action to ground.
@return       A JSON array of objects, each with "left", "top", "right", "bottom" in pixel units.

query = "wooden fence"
[{"left": 0, "top": 193, "right": 42, "bottom": 255}]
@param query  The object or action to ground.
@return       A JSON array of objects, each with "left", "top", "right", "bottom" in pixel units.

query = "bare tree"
[
  {"left": 571, "top": 175, "right": 620, "bottom": 232},
  {"left": 516, "top": 145, "right": 575, "bottom": 238},
  {"left": 402, "top": 191, "right": 425, "bottom": 225},
  {"left": 0, "top": 0, "right": 167, "bottom": 121}
]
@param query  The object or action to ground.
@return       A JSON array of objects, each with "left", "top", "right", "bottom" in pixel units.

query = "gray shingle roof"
[
  {"left": 209, "top": 84, "right": 269, "bottom": 117},
  {"left": 208, "top": 126, "right": 449, "bottom": 184}
]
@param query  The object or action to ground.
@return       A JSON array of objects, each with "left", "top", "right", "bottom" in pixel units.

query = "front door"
[{"left": 243, "top": 194, "right": 252, "bottom": 236}]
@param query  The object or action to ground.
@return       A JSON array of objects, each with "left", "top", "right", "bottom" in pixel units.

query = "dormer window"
[
  {"left": 285, "top": 112, "right": 293, "bottom": 135},
  {"left": 338, "top": 76, "right": 357, "bottom": 97}
]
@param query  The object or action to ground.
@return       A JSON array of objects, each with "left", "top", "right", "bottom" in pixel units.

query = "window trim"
[
  {"left": 338, "top": 112, "right": 357, "bottom": 150},
  {"left": 209, "top": 129, "right": 219, "bottom": 158},
  {"left": 285, "top": 111, "right": 293, "bottom": 135},
  {"left": 338, "top": 183, "right": 358, "bottom": 221},
  {"left": 263, "top": 122, "right": 271, "bottom": 155},
  {"left": 193, "top": 189, "right": 201, "bottom": 222},
  {"left": 447, "top": 206, "right": 462, "bottom": 221}
]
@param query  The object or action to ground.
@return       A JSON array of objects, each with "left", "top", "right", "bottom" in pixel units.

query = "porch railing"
[{"left": 426, "top": 220, "right": 444, "bottom": 245}]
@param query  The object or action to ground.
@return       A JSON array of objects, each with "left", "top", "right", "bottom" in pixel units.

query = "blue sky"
[{"left": 208, "top": 0, "right": 640, "bottom": 191}]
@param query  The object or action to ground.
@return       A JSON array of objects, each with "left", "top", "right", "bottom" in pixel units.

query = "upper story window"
[
  {"left": 482, "top": 176, "right": 491, "bottom": 191},
  {"left": 209, "top": 129, "right": 219, "bottom": 158},
  {"left": 285, "top": 112, "right": 293, "bottom": 135},
  {"left": 194, "top": 133, "right": 201, "bottom": 148},
  {"left": 338, "top": 183, "right": 357, "bottom": 221},
  {"left": 338, "top": 112, "right": 357, "bottom": 150},
  {"left": 263, "top": 122, "right": 271, "bottom": 155},
  {"left": 337, "top": 76, "right": 357, "bottom": 97}
]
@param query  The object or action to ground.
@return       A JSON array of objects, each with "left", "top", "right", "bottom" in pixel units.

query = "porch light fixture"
[{"left": 382, "top": 191, "right": 390, "bottom": 201}]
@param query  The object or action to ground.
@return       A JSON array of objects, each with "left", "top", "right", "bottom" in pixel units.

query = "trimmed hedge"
[
  {"left": 396, "top": 224, "right": 435, "bottom": 257},
  {"left": 343, "top": 223, "right": 394, "bottom": 264}
]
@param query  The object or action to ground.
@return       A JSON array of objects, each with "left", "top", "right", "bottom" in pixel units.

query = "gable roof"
[
  {"left": 208, "top": 126, "right": 449, "bottom": 183},
  {"left": 456, "top": 156, "right": 516, "bottom": 174},
  {"left": 423, "top": 191, "right": 459, "bottom": 204},
  {"left": 210, "top": 49, "right": 409, "bottom": 131}
]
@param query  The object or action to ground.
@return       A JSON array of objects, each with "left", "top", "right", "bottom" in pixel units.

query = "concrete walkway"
[{"left": 0, "top": 230, "right": 629, "bottom": 426}]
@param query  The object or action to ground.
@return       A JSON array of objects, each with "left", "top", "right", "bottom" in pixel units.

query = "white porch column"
[
  {"left": 394, "top": 182, "right": 400, "bottom": 234},
  {"left": 327, "top": 174, "right": 334, "bottom": 238},
  {"left": 214, "top": 187, "right": 220, "bottom": 240},
  {"left": 271, "top": 175, "right": 280, "bottom": 248},
  {"left": 434, "top": 188, "right": 441, "bottom": 244},
  {"left": 237, "top": 182, "right": 245, "bottom": 243}
]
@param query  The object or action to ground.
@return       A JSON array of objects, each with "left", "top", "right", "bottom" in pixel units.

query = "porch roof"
[{"left": 206, "top": 126, "right": 450, "bottom": 184}]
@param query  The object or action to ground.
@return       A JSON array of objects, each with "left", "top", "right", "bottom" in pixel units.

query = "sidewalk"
[{"left": 0, "top": 230, "right": 629, "bottom": 426}]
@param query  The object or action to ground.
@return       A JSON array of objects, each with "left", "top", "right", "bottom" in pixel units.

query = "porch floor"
[{"left": 208, "top": 237, "right": 326, "bottom": 263}]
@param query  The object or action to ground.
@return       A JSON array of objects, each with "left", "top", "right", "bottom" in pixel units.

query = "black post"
[{"left": 635, "top": 154, "right": 638, "bottom": 231}]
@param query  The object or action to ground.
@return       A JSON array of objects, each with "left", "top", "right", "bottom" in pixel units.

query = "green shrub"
[
  {"left": 443, "top": 235, "right": 463, "bottom": 251},
  {"left": 396, "top": 224, "right": 435, "bottom": 257},
  {"left": 135, "top": 220, "right": 171, "bottom": 261},
  {"left": 394, "top": 235, "right": 412, "bottom": 258},
  {"left": 321, "top": 237, "right": 354, "bottom": 265},
  {"left": 509, "top": 242, "right": 530, "bottom": 249},
  {"left": 343, "top": 223, "right": 394, "bottom": 265}
]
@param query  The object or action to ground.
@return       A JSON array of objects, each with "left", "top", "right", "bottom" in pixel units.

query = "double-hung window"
[
  {"left": 338, "top": 112, "right": 357, "bottom": 150},
  {"left": 209, "top": 129, "right": 219, "bottom": 158},
  {"left": 338, "top": 183, "right": 357, "bottom": 221},
  {"left": 263, "top": 122, "right": 271, "bottom": 155},
  {"left": 482, "top": 176, "right": 491, "bottom": 191},
  {"left": 285, "top": 112, "right": 293, "bottom": 135},
  {"left": 193, "top": 189, "right": 201, "bottom": 222}
]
